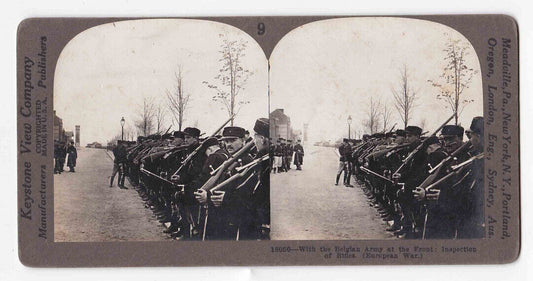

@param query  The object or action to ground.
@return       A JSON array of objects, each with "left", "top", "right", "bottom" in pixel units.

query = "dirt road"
[
  {"left": 54, "top": 148, "right": 168, "bottom": 242},
  {"left": 270, "top": 145, "right": 394, "bottom": 240}
]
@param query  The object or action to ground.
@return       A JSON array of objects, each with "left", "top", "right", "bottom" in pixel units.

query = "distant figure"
[
  {"left": 293, "top": 140, "right": 304, "bottom": 170},
  {"left": 59, "top": 141, "right": 67, "bottom": 172},
  {"left": 66, "top": 141, "right": 77, "bottom": 172},
  {"left": 110, "top": 141, "right": 127, "bottom": 188},
  {"left": 54, "top": 141, "right": 63, "bottom": 174}
]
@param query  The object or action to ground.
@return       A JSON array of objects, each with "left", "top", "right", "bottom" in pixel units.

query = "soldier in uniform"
[
  {"left": 54, "top": 141, "right": 63, "bottom": 174},
  {"left": 273, "top": 139, "right": 283, "bottom": 173},
  {"left": 208, "top": 126, "right": 253, "bottom": 239},
  {"left": 58, "top": 141, "right": 67, "bottom": 172},
  {"left": 293, "top": 139, "right": 304, "bottom": 170},
  {"left": 210, "top": 118, "right": 271, "bottom": 240},
  {"left": 394, "top": 125, "right": 427, "bottom": 238},
  {"left": 171, "top": 127, "right": 205, "bottom": 239},
  {"left": 456, "top": 116, "right": 484, "bottom": 238},
  {"left": 66, "top": 141, "right": 77, "bottom": 172},
  {"left": 336, "top": 138, "right": 353, "bottom": 187},
  {"left": 110, "top": 141, "right": 127, "bottom": 188},
  {"left": 192, "top": 126, "right": 253, "bottom": 239},
  {"left": 286, "top": 140, "right": 294, "bottom": 170}
]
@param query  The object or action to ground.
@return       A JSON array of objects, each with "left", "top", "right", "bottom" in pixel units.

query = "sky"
[
  {"left": 54, "top": 19, "right": 268, "bottom": 145},
  {"left": 270, "top": 17, "right": 483, "bottom": 144}
]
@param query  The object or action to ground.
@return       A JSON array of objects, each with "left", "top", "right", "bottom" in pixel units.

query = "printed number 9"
[{"left": 258, "top": 23, "right": 265, "bottom": 35}]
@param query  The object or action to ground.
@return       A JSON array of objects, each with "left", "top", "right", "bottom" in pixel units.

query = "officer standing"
[
  {"left": 293, "top": 139, "right": 304, "bottom": 170},
  {"left": 66, "top": 141, "right": 77, "bottom": 172}
]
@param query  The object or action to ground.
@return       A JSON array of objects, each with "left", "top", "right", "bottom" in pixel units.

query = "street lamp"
[
  {"left": 120, "top": 117, "right": 125, "bottom": 141},
  {"left": 347, "top": 115, "right": 352, "bottom": 139}
]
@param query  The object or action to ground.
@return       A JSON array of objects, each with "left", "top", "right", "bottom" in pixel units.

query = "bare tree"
[
  {"left": 203, "top": 34, "right": 254, "bottom": 125},
  {"left": 166, "top": 65, "right": 190, "bottom": 131},
  {"left": 381, "top": 102, "right": 393, "bottom": 132},
  {"left": 428, "top": 35, "right": 478, "bottom": 125},
  {"left": 363, "top": 96, "right": 381, "bottom": 134},
  {"left": 392, "top": 65, "right": 418, "bottom": 129},
  {"left": 135, "top": 97, "right": 155, "bottom": 136}
]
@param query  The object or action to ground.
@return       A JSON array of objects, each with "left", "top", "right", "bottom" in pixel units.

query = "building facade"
[{"left": 270, "top": 108, "right": 301, "bottom": 142}]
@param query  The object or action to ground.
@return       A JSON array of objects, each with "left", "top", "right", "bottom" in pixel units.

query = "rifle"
[
  {"left": 171, "top": 114, "right": 235, "bottom": 180},
  {"left": 140, "top": 167, "right": 184, "bottom": 188},
  {"left": 210, "top": 154, "right": 269, "bottom": 192},
  {"left": 428, "top": 141, "right": 472, "bottom": 175},
  {"left": 200, "top": 140, "right": 256, "bottom": 192},
  {"left": 424, "top": 153, "right": 484, "bottom": 192},
  {"left": 164, "top": 125, "right": 172, "bottom": 135},
  {"left": 421, "top": 152, "right": 483, "bottom": 239},
  {"left": 195, "top": 141, "right": 255, "bottom": 241},
  {"left": 384, "top": 123, "right": 397, "bottom": 134},
  {"left": 359, "top": 166, "right": 394, "bottom": 184},
  {"left": 393, "top": 114, "right": 455, "bottom": 176}
]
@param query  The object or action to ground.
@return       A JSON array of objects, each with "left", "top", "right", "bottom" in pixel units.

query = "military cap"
[
  {"left": 374, "top": 133, "right": 385, "bottom": 138},
  {"left": 184, "top": 127, "right": 201, "bottom": 138},
  {"left": 405, "top": 126, "right": 422, "bottom": 136},
  {"left": 173, "top": 131, "right": 185, "bottom": 139},
  {"left": 153, "top": 134, "right": 162, "bottom": 140},
  {"left": 221, "top": 126, "right": 246, "bottom": 139},
  {"left": 395, "top": 129, "right": 406, "bottom": 137},
  {"left": 426, "top": 135, "right": 440, "bottom": 145},
  {"left": 162, "top": 133, "right": 173, "bottom": 140},
  {"left": 469, "top": 116, "right": 484, "bottom": 135},
  {"left": 297, "top": 139, "right": 302, "bottom": 142},
  {"left": 137, "top": 136, "right": 145, "bottom": 142},
  {"left": 289, "top": 140, "right": 293, "bottom": 143},
  {"left": 441, "top": 125, "right": 464, "bottom": 137},
  {"left": 385, "top": 132, "right": 395, "bottom": 138},
  {"left": 203, "top": 137, "right": 219, "bottom": 148},
  {"left": 343, "top": 138, "right": 349, "bottom": 142}
]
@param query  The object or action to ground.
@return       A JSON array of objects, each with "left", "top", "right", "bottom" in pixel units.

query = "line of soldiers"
[
  {"left": 54, "top": 141, "right": 77, "bottom": 174},
  {"left": 342, "top": 116, "right": 484, "bottom": 239},
  {"left": 271, "top": 138, "right": 305, "bottom": 173},
  {"left": 119, "top": 117, "right": 271, "bottom": 241}
]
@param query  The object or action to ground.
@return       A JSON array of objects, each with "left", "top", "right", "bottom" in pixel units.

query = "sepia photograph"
[
  {"left": 53, "top": 19, "right": 270, "bottom": 242},
  {"left": 15, "top": 13, "right": 521, "bottom": 268},
  {"left": 269, "top": 17, "right": 484, "bottom": 240}
]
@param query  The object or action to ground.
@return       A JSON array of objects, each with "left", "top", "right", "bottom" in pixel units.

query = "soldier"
[
  {"left": 279, "top": 138, "right": 287, "bottom": 172},
  {"left": 204, "top": 126, "right": 253, "bottom": 239},
  {"left": 440, "top": 125, "right": 466, "bottom": 155},
  {"left": 54, "top": 141, "right": 63, "bottom": 174},
  {"left": 395, "top": 129, "right": 406, "bottom": 145},
  {"left": 286, "top": 140, "right": 294, "bottom": 170},
  {"left": 273, "top": 139, "right": 283, "bottom": 173},
  {"left": 456, "top": 116, "right": 484, "bottom": 238},
  {"left": 209, "top": 118, "right": 271, "bottom": 240},
  {"left": 66, "top": 141, "right": 77, "bottom": 172},
  {"left": 110, "top": 141, "right": 127, "bottom": 188},
  {"left": 335, "top": 138, "right": 352, "bottom": 187},
  {"left": 171, "top": 127, "right": 205, "bottom": 239},
  {"left": 58, "top": 141, "right": 67, "bottom": 172},
  {"left": 293, "top": 139, "right": 304, "bottom": 170},
  {"left": 394, "top": 125, "right": 426, "bottom": 238}
]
